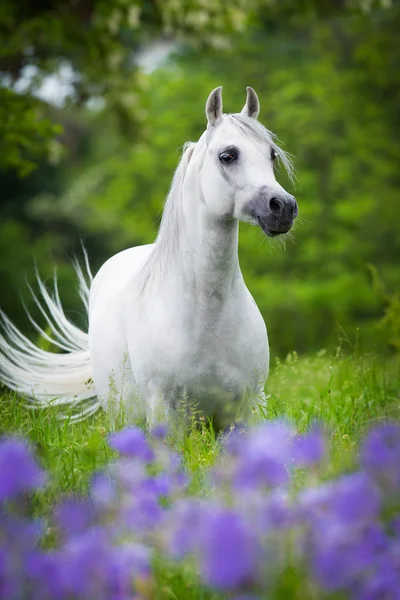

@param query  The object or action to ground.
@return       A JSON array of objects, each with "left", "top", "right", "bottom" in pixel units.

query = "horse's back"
[{"left": 89, "top": 244, "right": 154, "bottom": 310}]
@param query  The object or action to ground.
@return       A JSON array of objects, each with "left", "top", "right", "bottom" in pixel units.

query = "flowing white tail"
[{"left": 0, "top": 250, "right": 101, "bottom": 421}]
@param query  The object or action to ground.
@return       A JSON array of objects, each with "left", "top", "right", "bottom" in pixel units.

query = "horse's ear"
[
  {"left": 206, "top": 86, "right": 223, "bottom": 126},
  {"left": 241, "top": 86, "right": 260, "bottom": 120}
]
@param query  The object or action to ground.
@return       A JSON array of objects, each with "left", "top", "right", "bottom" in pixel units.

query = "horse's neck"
[
  {"left": 143, "top": 145, "right": 242, "bottom": 302},
  {"left": 182, "top": 212, "right": 239, "bottom": 297},
  {"left": 178, "top": 194, "right": 241, "bottom": 300}
]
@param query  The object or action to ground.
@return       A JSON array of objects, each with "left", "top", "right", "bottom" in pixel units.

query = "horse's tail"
[{"left": 0, "top": 250, "right": 101, "bottom": 422}]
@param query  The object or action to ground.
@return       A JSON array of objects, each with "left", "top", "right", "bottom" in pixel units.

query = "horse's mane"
[
  {"left": 138, "top": 141, "right": 196, "bottom": 291},
  {"left": 138, "top": 114, "right": 294, "bottom": 292}
]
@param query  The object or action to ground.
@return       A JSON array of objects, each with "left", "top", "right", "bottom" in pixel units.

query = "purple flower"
[
  {"left": 222, "top": 424, "right": 248, "bottom": 455},
  {"left": 25, "top": 551, "right": 63, "bottom": 600},
  {"left": 0, "top": 513, "right": 42, "bottom": 547},
  {"left": 0, "top": 546, "right": 24, "bottom": 600},
  {"left": 0, "top": 515, "right": 47, "bottom": 599},
  {"left": 167, "top": 499, "right": 206, "bottom": 558},
  {"left": 54, "top": 496, "right": 94, "bottom": 536},
  {"left": 198, "top": 507, "right": 258, "bottom": 589},
  {"left": 329, "top": 473, "right": 381, "bottom": 526},
  {"left": 113, "top": 542, "right": 152, "bottom": 578},
  {"left": 127, "top": 492, "right": 164, "bottom": 531},
  {"left": 255, "top": 489, "right": 294, "bottom": 531},
  {"left": 56, "top": 527, "right": 113, "bottom": 598},
  {"left": 311, "top": 524, "right": 388, "bottom": 592},
  {"left": 91, "top": 473, "right": 117, "bottom": 511},
  {"left": 299, "top": 474, "right": 380, "bottom": 527},
  {"left": 141, "top": 474, "right": 170, "bottom": 497},
  {"left": 233, "top": 423, "right": 293, "bottom": 489},
  {"left": 0, "top": 438, "right": 46, "bottom": 501},
  {"left": 360, "top": 423, "right": 400, "bottom": 489},
  {"left": 355, "top": 572, "right": 400, "bottom": 600},
  {"left": 354, "top": 541, "right": 400, "bottom": 600},
  {"left": 391, "top": 516, "right": 400, "bottom": 537},
  {"left": 3, "top": 421, "right": 400, "bottom": 600},
  {"left": 292, "top": 428, "right": 326, "bottom": 467},
  {"left": 150, "top": 424, "right": 168, "bottom": 440},
  {"left": 109, "top": 427, "right": 154, "bottom": 462},
  {"left": 112, "top": 459, "right": 147, "bottom": 490}
]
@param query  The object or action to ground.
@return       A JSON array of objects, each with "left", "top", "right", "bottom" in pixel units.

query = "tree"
[
  {"left": 0, "top": 0, "right": 264, "bottom": 175},
  {"left": 0, "top": 0, "right": 392, "bottom": 175}
]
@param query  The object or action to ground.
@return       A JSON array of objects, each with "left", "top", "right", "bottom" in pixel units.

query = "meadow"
[
  {"left": 1, "top": 347, "right": 399, "bottom": 498},
  {"left": 1, "top": 3, "right": 400, "bottom": 597},
  {"left": 1, "top": 346, "right": 399, "bottom": 599}
]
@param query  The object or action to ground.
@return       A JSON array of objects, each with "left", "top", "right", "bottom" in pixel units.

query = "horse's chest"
[{"left": 133, "top": 293, "right": 269, "bottom": 399}]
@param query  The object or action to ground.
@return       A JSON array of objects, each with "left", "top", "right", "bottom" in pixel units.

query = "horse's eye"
[
  {"left": 219, "top": 151, "right": 238, "bottom": 164},
  {"left": 271, "top": 148, "right": 278, "bottom": 162}
]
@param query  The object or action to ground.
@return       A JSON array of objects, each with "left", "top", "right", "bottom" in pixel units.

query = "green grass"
[{"left": 1, "top": 347, "right": 399, "bottom": 508}]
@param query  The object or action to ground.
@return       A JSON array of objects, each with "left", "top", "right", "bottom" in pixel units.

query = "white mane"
[{"left": 138, "top": 141, "right": 196, "bottom": 291}]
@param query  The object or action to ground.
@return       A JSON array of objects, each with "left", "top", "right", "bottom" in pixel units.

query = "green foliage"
[
  {"left": 0, "top": 89, "right": 63, "bottom": 176},
  {"left": 368, "top": 265, "right": 400, "bottom": 351},
  {"left": 1, "top": 3, "right": 399, "bottom": 355},
  {"left": 0, "top": 0, "right": 264, "bottom": 174},
  {"left": 0, "top": 0, "right": 392, "bottom": 173}
]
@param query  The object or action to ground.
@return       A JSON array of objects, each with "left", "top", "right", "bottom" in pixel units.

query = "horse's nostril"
[{"left": 269, "top": 197, "right": 282, "bottom": 215}]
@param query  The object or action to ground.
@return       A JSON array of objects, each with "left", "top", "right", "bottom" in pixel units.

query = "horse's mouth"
[{"left": 256, "top": 217, "right": 292, "bottom": 237}]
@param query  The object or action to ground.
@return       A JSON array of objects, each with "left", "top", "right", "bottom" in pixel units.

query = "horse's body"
[
  {"left": 0, "top": 87, "right": 297, "bottom": 430},
  {"left": 89, "top": 235, "right": 267, "bottom": 429}
]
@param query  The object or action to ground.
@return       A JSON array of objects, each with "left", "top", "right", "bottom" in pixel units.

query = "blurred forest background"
[{"left": 0, "top": 0, "right": 399, "bottom": 358}]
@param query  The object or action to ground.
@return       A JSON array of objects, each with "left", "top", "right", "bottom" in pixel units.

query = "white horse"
[{"left": 0, "top": 87, "right": 297, "bottom": 431}]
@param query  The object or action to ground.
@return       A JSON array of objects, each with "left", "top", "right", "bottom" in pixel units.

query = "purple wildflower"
[
  {"left": 255, "top": 489, "right": 294, "bottom": 531},
  {"left": 0, "top": 550, "right": 24, "bottom": 599},
  {"left": 391, "top": 516, "right": 400, "bottom": 536},
  {"left": 109, "top": 426, "right": 154, "bottom": 462},
  {"left": 54, "top": 496, "right": 94, "bottom": 536},
  {"left": 166, "top": 499, "right": 206, "bottom": 558},
  {"left": 150, "top": 424, "right": 168, "bottom": 440},
  {"left": 128, "top": 492, "right": 164, "bottom": 530},
  {"left": 198, "top": 507, "right": 258, "bottom": 589},
  {"left": 1, "top": 420, "right": 400, "bottom": 600},
  {"left": 311, "top": 523, "right": 388, "bottom": 592},
  {"left": 56, "top": 527, "right": 115, "bottom": 598},
  {"left": 299, "top": 473, "right": 380, "bottom": 527},
  {"left": 329, "top": 473, "right": 381, "bottom": 526},
  {"left": 360, "top": 423, "right": 400, "bottom": 489},
  {"left": 140, "top": 473, "right": 170, "bottom": 497},
  {"left": 114, "top": 542, "right": 152, "bottom": 578},
  {"left": 0, "top": 438, "right": 46, "bottom": 501},
  {"left": 292, "top": 428, "right": 326, "bottom": 467},
  {"left": 233, "top": 423, "right": 293, "bottom": 489},
  {"left": 25, "top": 551, "right": 62, "bottom": 600},
  {"left": 91, "top": 472, "right": 117, "bottom": 511},
  {"left": 222, "top": 424, "right": 248, "bottom": 455}
]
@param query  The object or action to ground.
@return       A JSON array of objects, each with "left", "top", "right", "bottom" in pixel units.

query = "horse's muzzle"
[{"left": 246, "top": 190, "right": 298, "bottom": 237}]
